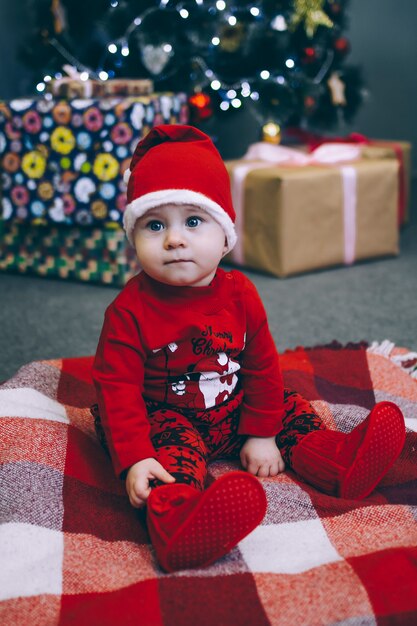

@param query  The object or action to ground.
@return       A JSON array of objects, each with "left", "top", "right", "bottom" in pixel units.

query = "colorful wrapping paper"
[
  {"left": 0, "top": 94, "right": 188, "bottom": 227},
  {"left": 0, "top": 222, "right": 140, "bottom": 286},
  {"left": 225, "top": 151, "right": 399, "bottom": 278},
  {"left": 0, "top": 341, "right": 416, "bottom": 625}
]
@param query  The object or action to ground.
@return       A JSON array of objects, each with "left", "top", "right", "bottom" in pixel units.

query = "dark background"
[{"left": 0, "top": 0, "right": 416, "bottom": 171}]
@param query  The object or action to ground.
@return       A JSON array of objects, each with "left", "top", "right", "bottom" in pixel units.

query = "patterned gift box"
[
  {"left": 0, "top": 94, "right": 188, "bottom": 227},
  {"left": 0, "top": 221, "right": 140, "bottom": 286},
  {"left": 224, "top": 143, "right": 400, "bottom": 278}
]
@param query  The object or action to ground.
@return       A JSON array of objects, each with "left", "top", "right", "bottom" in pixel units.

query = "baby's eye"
[
  {"left": 146, "top": 220, "right": 164, "bottom": 231},
  {"left": 186, "top": 216, "right": 202, "bottom": 228}
]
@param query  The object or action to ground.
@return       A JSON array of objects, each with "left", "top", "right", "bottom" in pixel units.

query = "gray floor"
[{"left": 1, "top": 206, "right": 416, "bottom": 382}]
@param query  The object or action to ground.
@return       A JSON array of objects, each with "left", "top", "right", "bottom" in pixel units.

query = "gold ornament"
[
  {"left": 327, "top": 71, "right": 347, "bottom": 105},
  {"left": 262, "top": 122, "right": 281, "bottom": 144},
  {"left": 291, "top": 0, "right": 333, "bottom": 38},
  {"left": 219, "top": 23, "right": 245, "bottom": 53}
]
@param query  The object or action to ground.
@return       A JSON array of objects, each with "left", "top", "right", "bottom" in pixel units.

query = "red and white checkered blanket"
[{"left": 1, "top": 341, "right": 416, "bottom": 626}]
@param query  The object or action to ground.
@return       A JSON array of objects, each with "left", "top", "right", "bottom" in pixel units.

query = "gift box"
[
  {"left": 360, "top": 140, "right": 411, "bottom": 224},
  {"left": 224, "top": 144, "right": 399, "bottom": 278},
  {"left": 0, "top": 94, "right": 188, "bottom": 227},
  {"left": 283, "top": 130, "right": 412, "bottom": 225},
  {"left": 45, "top": 78, "right": 154, "bottom": 98},
  {"left": 0, "top": 221, "right": 140, "bottom": 286}
]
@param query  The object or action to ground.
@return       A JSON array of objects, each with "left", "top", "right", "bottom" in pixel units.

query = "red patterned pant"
[{"left": 92, "top": 388, "right": 325, "bottom": 490}]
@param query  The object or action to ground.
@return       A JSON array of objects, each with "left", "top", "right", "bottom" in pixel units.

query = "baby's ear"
[{"left": 222, "top": 238, "right": 229, "bottom": 257}]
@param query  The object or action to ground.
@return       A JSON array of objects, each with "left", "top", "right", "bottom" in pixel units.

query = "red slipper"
[
  {"left": 290, "top": 401, "right": 406, "bottom": 500},
  {"left": 340, "top": 401, "right": 406, "bottom": 499},
  {"left": 147, "top": 471, "right": 267, "bottom": 572}
]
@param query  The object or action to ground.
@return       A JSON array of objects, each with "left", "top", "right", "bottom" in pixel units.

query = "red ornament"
[
  {"left": 328, "top": 2, "right": 342, "bottom": 15},
  {"left": 188, "top": 92, "right": 213, "bottom": 122},
  {"left": 304, "top": 95, "right": 316, "bottom": 110},
  {"left": 302, "top": 46, "right": 317, "bottom": 64},
  {"left": 334, "top": 37, "right": 350, "bottom": 55}
]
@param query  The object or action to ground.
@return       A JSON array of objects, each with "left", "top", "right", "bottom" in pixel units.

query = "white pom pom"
[{"left": 123, "top": 168, "right": 131, "bottom": 184}]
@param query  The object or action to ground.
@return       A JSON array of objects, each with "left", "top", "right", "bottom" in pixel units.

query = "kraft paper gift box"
[
  {"left": 290, "top": 136, "right": 411, "bottom": 225},
  {"left": 45, "top": 78, "right": 154, "bottom": 98},
  {"left": 224, "top": 151, "right": 399, "bottom": 278},
  {"left": 360, "top": 141, "right": 411, "bottom": 224}
]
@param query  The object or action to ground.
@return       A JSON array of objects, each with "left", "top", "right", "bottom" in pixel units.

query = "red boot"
[
  {"left": 146, "top": 471, "right": 267, "bottom": 572},
  {"left": 290, "top": 401, "right": 405, "bottom": 500}
]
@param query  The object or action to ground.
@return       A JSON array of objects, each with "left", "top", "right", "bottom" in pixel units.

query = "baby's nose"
[{"left": 165, "top": 228, "right": 186, "bottom": 248}]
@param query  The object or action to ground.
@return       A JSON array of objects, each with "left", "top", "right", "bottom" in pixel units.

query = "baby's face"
[{"left": 133, "top": 203, "right": 227, "bottom": 287}]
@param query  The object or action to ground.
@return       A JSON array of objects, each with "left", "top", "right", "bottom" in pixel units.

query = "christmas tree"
[{"left": 20, "top": 0, "right": 363, "bottom": 135}]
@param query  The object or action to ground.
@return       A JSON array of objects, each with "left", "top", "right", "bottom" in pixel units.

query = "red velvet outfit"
[
  {"left": 92, "top": 268, "right": 322, "bottom": 488},
  {"left": 92, "top": 267, "right": 405, "bottom": 572},
  {"left": 91, "top": 122, "right": 405, "bottom": 572}
]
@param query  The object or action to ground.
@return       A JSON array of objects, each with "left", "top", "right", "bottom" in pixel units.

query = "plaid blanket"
[{"left": 1, "top": 341, "right": 416, "bottom": 626}]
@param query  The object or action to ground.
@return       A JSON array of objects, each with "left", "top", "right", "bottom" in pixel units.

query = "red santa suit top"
[{"left": 92, "top": 268, "right": 285, "bottom": 477}]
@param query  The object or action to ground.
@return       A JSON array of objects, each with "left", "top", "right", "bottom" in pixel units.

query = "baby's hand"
[
  {"left": 240, "top": 436, "right": 285, "bottom": 478},
  {"left": 126, "top": 458, "right": 175, "bottom": 508}
]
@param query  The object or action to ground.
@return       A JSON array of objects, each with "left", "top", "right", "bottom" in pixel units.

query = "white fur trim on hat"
[
  {"left": 123, "top": 189, "right": 237, "bottom": 252},
  {"left": 123, "top": 168, "right": 131, "bottom": 184}
]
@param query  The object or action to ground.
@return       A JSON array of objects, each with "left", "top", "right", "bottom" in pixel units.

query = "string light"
[
  {"left": 98, "top": 2, "right": 306, "bottom": 107},
  {"left": 36, "top": 82, "right": 46, "bottom": 92},
  {"left": 47, "top": 0, "right": 351, "bottom": 126},
  {"left": 241, "top": 82, "right": 251, "bottom": 97},
  {"left": 271, "top": 15, "right": 287, "bottom": 31}
]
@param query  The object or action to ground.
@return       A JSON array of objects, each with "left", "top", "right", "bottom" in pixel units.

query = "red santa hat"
[{"left": 123, "top": 124, "right": 237, "bottom": 252}]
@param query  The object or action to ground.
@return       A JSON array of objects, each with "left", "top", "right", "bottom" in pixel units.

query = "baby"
[{"left": 92, "top": 124, "right": 405, "bottom": 572}]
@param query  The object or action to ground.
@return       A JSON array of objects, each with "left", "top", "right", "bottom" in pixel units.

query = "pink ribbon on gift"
[
  {"left": 285, "top": 128, "right": 406, "bottom": 225},
  {"left": 229, "top": 142, "right": 362, "bottom": 267}
]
